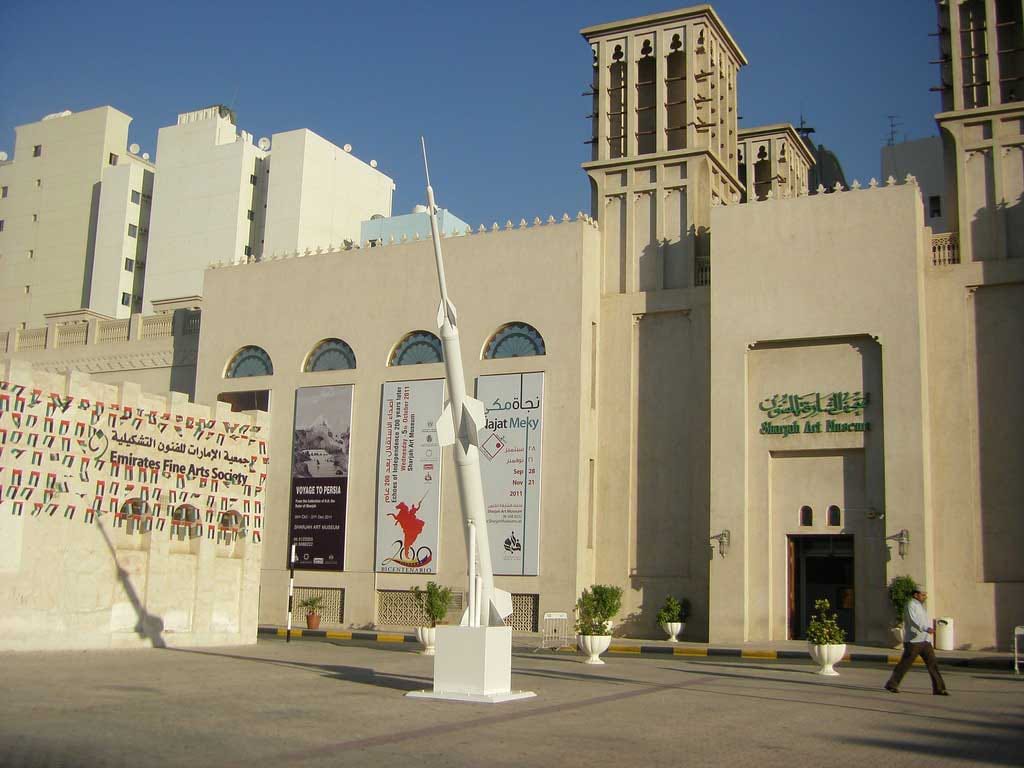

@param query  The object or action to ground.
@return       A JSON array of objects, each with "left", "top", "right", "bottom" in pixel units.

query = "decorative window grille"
[
  {"left": 292, "top": 587, "right": 345, "bottom": 627},
  {"left": 226, "top": 345, "right": 273, "bottom": 378},
  {"left": 305, "top": 338, "right": 357, "bottom": 371},
  {"left": 376, "top": 589, "right": 465, "bottom": 627},
  {"left": 483, "top": 322, "right": 546, "bottom": 359},
  {"left": 389, "top": 331, "right": 443, "bottom": 366},
  {"left": 509, "top": 593, "right": 540, "bottom": 632}
]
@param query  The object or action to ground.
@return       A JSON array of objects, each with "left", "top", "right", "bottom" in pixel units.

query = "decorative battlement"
[
  {"left": 212, "top": 212, "right": 599, "bottom": 270},
  {"left": 0, "top": 360, "right": 269, "bottom": 651},
  {"left": 716, "top": 174, "right": 920, "bottom": 207}
]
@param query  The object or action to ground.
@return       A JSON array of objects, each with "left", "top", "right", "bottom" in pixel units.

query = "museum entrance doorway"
[{"left": 788, "top": 535, "right": 855, "bottom": 641}]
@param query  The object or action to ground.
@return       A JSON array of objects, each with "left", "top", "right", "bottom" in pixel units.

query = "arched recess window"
[
  {"left": 305, "top": 338, "right": 356, "bottom": 372},
  {"left": 226, "top": 346, "right": 273, "bottom": 378},
  {"left": 170, "top": 504, "right": 201, "bottom": 540},
  {"left": 116, "top": 498, "right": 153, "bottom": 535},
  {"left": 483, "top": 322, "right": 546, "bottom": 359},
  {"left": 389, "top": 331, "right": 443, "bottom": 366}
]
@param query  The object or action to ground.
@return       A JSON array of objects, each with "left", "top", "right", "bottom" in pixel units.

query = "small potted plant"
[
  {"left": 412, "top": 581, "right": 453, "bottom": 656},
  {"left": 887, "top": 575, "right": 918, "bottom": 647},
  {"left": 806, "top": 598, "right": 847, "bottom": 676},
  {"left": 656, "top": 596, "right": 691, "bottom": 642},
  {"left": 298, "top": 595, "right": 324, "bottom": 630},
  {"left": 575, "top": 584, "right": 623, "bottom": 664}
]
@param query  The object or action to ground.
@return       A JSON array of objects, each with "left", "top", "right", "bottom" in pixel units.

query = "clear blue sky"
[{"left": 0, "top": 1, "right": 940, "bottom": 227}]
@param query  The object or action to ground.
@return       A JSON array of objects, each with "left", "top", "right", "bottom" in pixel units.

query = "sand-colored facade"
[
  {"left": 2, "top": 3, "right": 1021, "bottom": 650},
  {"left": 195, "top": 219, "right": 602, "bottom": 630},
  {"left": 0, "top": 359, "right": 269, "bottom": 651}
]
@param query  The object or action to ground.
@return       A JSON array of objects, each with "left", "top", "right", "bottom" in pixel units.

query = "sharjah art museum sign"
[{"left": 758, "top": 391, "right": 871, "bottom": 437}]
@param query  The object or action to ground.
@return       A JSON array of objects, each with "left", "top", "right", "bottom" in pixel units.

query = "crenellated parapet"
[
  {"left": 211, "top": 212, "right": 599, "bottom": 269},
  {"left": 0, "top": 360, "right": 270, "bottom": 650}
]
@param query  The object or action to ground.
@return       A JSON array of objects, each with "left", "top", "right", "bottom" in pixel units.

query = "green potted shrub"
[
  {"left": 656, "top": 596, "right": 691, "bottom": 642},
  {"left": 806, "top": 598, "right": 847, "bottom": 676},
  {"left": 412, "top": 581, "right": 453, "bottom": 656},
  {"left": 298, "top": 595, "right": 324, "bottom": 630},
  {"left": 575, "top": 584, "right": 623, "bottom": 664},
  {"left": 887, "top": 575, "right": 919, "bottom": 647}
]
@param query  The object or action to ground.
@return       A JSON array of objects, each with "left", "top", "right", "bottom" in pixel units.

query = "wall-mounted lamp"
[
  {"left": 710, "top": 529, "right": 731, "bottom": 558},
  {"left": 886, "top": 529, "right": 910, "bottom": 558}
]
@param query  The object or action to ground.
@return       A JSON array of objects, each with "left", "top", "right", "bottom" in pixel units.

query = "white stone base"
[
  {"left": 405, "top": 625, "right": 536, "bottom": 703},
  {"left": 406, "top": 689, "right": 536, "bottom": 704}
]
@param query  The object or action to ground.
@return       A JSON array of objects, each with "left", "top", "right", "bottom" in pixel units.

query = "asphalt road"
[{"left": 1, "top": 639, "right": 1021, "bottom": 767}]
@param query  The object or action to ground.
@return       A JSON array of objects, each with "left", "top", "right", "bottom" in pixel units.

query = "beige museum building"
[{"left": 3, "top": 2, "right": 1022, "bottom": 650}]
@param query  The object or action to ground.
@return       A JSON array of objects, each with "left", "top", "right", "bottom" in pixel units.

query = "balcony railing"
[
  {"left": 3, "top": 309, "right": 200, "bottom": 354},
  {"left": 694, "top": 258, "right": 711, "bottom": 287},
  {"left": 932, "top": 233, "right": 960, "bottom": 266}
]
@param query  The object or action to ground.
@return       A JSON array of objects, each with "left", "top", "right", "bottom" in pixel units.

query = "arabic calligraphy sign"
[
  {"left": 374, "top": 379, "right": 443, "bottom": 574},
  {"left": 477, "top": 372, "right": 543, "bottom": 576},
  {"left": 757, "top": 391, "right": 871, "bottom": 438},
  {"left": 287, "top": 385, "right": 352, "bottom": 571}
]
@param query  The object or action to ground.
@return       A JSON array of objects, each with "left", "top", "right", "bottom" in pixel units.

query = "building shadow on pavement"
[
  {"left": 833, "top": 715, "right": 1024, "bottom": 767},
  {"left": 168, "top": 648, "right": 430, "bottom": 692}
]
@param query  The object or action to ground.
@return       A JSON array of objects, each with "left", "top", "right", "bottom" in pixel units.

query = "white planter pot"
[
  {"left": 577, "top": 634, "right": 612, "bottom": 664},
  {"left": 890, "top": 625, "right": 904, "bottom": 649},
  {"left": 808, "top": 643, "right": 846, "bottom": 676},
  {"left": 660, "top": 621, "right": 684, "bottom": 642},
  {"left": 415, "top": 626, "right": 437, "bottom": 656}
]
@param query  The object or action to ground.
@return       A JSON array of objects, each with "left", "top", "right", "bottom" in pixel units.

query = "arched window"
[
  {"left": 305, "top": 338, "right": 357, "bottom": 372},
  {"left": 116, "top": 498, "right": 153, "bottom": 535},
  {"left": 483, "top": 322, "right": 546, "bottom": 359},
  {"left": 389, "top": 331, "right": 443, "bottom": 366},
  {"left": 217, "top": 510, "right": 245, "bottom": 545},
  {"left": 226, "top": 346, "right": 273, "bottom": 378},
  {"left": 170, "top": 504, "right": 201, "bottom": 540}
]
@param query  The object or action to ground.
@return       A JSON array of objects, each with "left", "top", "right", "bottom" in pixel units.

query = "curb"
[{"left": 257, "top": 627, "right": 1013, "bottom": 671}]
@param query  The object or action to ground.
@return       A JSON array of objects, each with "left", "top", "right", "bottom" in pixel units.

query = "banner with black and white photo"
[
  {"left": 477, "top": 372, "right": 544, "bottom": 576},
  {"left": 287, "top": 385, "right": 353, "bottom": 571},
  {"left": 375, "top": 379, "right": 444, "bottom": 573}
]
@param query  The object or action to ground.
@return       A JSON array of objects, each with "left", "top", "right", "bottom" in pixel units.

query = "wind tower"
[
  {"left": 581, "top": 5, "right": 746, "bottom": 293},
  {"left": 933, "top": 0, "right": 1024, "bottom": 261}
]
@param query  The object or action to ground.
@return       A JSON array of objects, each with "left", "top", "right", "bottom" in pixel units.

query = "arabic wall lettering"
[
  {"left": 758, "top": 391, "right": 869, "bottom": 421},
  {"left": 0, "top": 375, "right": 268, "bottom": 543},
  {"left": 477, "top": 372, "right": 544, "bottom": 576},
  {"left": 757, "top": 391, "right": 871, "bottom": 438}
]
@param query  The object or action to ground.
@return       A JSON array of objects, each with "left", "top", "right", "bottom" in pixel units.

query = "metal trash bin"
[{"left": 935, "top": 617, "right": 954, "bottom": 651}]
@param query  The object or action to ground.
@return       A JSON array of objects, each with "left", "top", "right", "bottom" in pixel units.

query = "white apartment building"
[
  {"left": 0, "top": 105, "right": 396, "bottom": 324},
  {"left": 142, "top": 106, "right": 270, "bottom": 308},
  {"left": 144, "top": 107, "right": 395, "bottom": 310},
  {"left": 261, "top": 128, "right": 394, "bottom": 260},
  {"left": 0, "top": 107, "right": 153, "bottom": 328}
]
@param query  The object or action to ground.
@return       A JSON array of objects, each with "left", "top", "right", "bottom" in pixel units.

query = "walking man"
[{"left": 885, "top": 586, "right": 949, "bottom": 695}]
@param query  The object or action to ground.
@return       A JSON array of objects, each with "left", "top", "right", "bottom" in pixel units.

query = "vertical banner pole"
[
  {"left": 468, "top": 522, "right": 477, "bottom": 627},
  {"left": 286, "top": 544, "right": 296, "bottom": 643}
]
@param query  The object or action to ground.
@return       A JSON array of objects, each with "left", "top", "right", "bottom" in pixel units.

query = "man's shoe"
[
  {"left": 884, "top": 683, "right": 899, "bottom": 693},
  {"left": 934, "top": 690, "right": 950, "bottom": 696}
]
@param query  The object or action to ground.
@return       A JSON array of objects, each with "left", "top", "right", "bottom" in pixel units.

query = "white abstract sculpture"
[{"left": 406, "top": 139, "right": 534, "bottom": 703}]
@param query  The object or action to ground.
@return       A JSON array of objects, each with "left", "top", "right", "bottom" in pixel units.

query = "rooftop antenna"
[
  {"left": 797, "top": 112, "right": 816, "bottom": 139},
  {"left": 886, "top": 114, "right": 902, "bottom": 146}
]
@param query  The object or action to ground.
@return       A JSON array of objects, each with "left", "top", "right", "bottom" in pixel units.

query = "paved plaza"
[{"left": 1, "top": 638, "right": 1021, "bottom": 767}]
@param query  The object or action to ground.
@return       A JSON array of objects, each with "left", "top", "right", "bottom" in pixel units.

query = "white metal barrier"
[
  {"left": 1014, "top": 625, "right": 1023, "bottom": 675},
  {"left": 536, "top": 611, "right": 573, "bottom": 652}
]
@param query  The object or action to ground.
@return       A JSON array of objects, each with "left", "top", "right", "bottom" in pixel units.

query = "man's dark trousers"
[{"left": 887, "top": 641, "right": 947, "bottom": 693}]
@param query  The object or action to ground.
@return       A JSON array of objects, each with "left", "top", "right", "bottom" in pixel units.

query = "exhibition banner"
[
  {"left": 287, "top": 385, "right": 353, "bottom": 571},
  {"left": 375, "top": 379, "right": 444, "bottom": 573},
  {"left": 477, "top": 372, "right": 544, "bottom": 575}
]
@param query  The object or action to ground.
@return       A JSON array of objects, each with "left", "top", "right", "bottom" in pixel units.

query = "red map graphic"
[{"left": 387, "top": 501, "right": 424, "bottom": 559}]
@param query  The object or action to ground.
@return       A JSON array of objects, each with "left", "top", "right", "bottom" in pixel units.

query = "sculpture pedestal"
[{"left": 406, "top": 625, "right": 535, "bottom": 703}]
